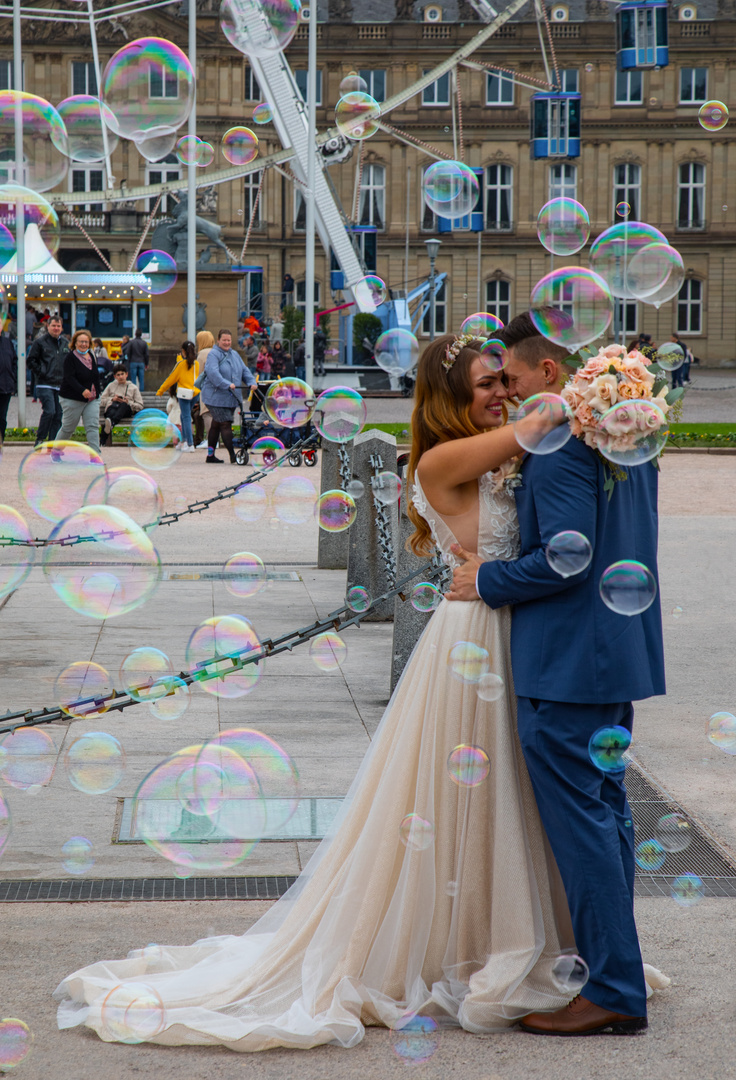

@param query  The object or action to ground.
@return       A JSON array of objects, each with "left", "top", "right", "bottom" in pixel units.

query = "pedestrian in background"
[
  {"left": 126, "top": 328, "right": 149, "bottom": 391},
  {"left": 202, "top": 328, "right": 256, "bottom": 464},
  {"left": 93, "top": 339, "right": 114, "bottom": 388},
  {"left": 294, "top": 338, "right": 306, "bottom": 382},
  {"left": 243, "top": 334, "right": 259, "bottom": 372},
  {"left": 156, "top": 340, "right": 199, "bottom": 453},
  {"left": 194, "top": 329, "right": 215, "bottom": 447},
  {"left": 57, "top": 329, "right": 101, "bottom": 452},
  {"left": 671, "top": 332, "right": 691, "bottom": 385},
  {"left": 0, "top": 331, "right": 17, "bottom": 441},
  {"left": 27, "top": 314, "right": 68, "bottom": 445}
]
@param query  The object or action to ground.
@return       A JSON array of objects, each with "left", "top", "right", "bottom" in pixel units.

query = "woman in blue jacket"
[{"left": 201, "top": 328, "right": 256, "bottom": 464}]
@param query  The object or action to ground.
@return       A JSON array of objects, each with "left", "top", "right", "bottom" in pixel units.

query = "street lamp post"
[{"left": 424, "top": 238, "right": 441, "bottom": 342}]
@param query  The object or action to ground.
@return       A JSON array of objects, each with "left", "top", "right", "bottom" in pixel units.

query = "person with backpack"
[{"left": 126, "top": 329, "right": 149, "bottom": 391}]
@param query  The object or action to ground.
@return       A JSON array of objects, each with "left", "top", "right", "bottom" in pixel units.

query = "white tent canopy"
[{"left": 3, "top": 223, "right": 66, "bottom": 275}]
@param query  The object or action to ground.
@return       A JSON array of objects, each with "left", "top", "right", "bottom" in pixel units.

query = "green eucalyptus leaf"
[{"left": 665, "top": 388, "right": 684, "bottom": 406}]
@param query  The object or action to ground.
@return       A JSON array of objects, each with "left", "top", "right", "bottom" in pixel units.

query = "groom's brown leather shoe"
[{"left": 520, "top": 995, "right": 648, "bottom": 1036}]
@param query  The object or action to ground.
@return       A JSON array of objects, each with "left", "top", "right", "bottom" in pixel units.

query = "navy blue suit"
[{"left": 478, "top": 436, "right": 665, "bottom": 1017}]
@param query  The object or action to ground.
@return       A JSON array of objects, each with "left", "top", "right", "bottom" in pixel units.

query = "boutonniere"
[{"left": 492, "top": 456, "right": 524, "bottom": 496}]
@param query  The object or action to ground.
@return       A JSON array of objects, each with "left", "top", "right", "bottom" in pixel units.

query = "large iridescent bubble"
[
  {"left": 136, "top": 249, "right": 178, "bottom": 296},
  {"left": 530, "top": 268, "right": 613, "bottom": 350},
  {"left": 0, "top": 505, "right": 35, "bottom": 599},
  {"left": 186, "top": 614, "right": 263, "bottom": 698},
  {"left": 313, "top": 386, "right": 366, "bottom": 443},
  {"left": 422, "top": 160, "right": 479, "bottom": 220},
  {"left": 536, "top": 197, "right": 590, "bottom": 256},
  {"left": 221, "top": 126, "right": 259, "bottom": 166},
  {"left": 220, "top": 0, "right": 301, "bottom": 58},
  {"left": 0, "top": 185, "right": 60, "bottom": 271},
  {"left": 0, "top": 90, "right": 68, "bottom": 191},
  {"left": 19, "top": 441, "right": 106, "bottom": 523},
  {"left": 374, "top": 328, "right": 419, "bottom": 378},
  {"left": 136, "top": 131, "right": 178, "bottom": 163},
  {"left": 335, "top": 92, "right": 381, "bottom": 141},
  {"left": 263, "top": 378, "right": 315, "bottom": 428},
  {"left": 101, "top": 37, "right": 195, "bottom": 142},
  {"left": 57, "top": 95, "right": 118, "bottom": 163},
  {"left": 589, "top": 222, "right": 668, "bottom": 300},
  {"left": 85, "top": 466, "right": 163, "bottom": 531},
  {"left": 626, "top": 242, "right": 685, "bottom": 309}
]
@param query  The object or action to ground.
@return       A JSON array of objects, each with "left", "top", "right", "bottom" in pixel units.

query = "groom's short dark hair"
[{"left": 498, "top": 311, "right": 573, "bottom": 369}]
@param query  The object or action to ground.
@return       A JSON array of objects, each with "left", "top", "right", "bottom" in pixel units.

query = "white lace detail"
[
  {"left": 411, "top": 473, "right": 520, "bottom": 567},
  {"left": 410, "top": 481, "right": 459, "bottom": 569}
]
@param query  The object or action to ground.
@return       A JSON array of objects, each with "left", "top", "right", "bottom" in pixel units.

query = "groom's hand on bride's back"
[{"left": 446, "top": 544, "right": 482, "bottom": 602}]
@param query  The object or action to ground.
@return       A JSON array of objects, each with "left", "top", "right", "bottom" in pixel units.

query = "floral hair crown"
[{"left": 442, "top": 332, "right": 473, "bottom": 372}]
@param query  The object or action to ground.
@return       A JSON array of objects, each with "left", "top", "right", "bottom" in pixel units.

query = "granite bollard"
[
  {"left": 317, "top": 440, "right": 349, "bottom": 570},
  {"left": 346, "top": 429, "right": 398, "bottom": 622}
]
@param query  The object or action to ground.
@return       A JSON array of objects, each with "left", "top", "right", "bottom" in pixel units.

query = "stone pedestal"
[
  {"left": 317, "top": 440, "right": 350, "bottom": 569},
  {"left": 347, "top": 429, "right": 398, "bottom": 622},
  {"left": 390, "top": 482, "right": 437, "bottom": 691}
]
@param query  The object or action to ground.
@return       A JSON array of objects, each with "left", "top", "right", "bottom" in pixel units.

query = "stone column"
[
  {"left": 390, "top": 482, "right": 437, "bottom": 692},
  {"left": 347, "top": 429, "right": 398, "bottom": 622},
  {"left": 317, "top": 440, "right": 349, "bottom": 570}
]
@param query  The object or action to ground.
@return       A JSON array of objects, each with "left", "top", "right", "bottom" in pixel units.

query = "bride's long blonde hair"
[{"left": 407, "top": 335, "right": 498, "bottom": 556}]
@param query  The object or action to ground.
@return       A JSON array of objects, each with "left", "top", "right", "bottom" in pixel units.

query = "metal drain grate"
[{"left": 0, "top": 876, "right": 298, "bottom": 903}]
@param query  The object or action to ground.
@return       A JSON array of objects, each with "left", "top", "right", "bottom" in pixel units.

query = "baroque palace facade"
[{"left": 3, "top": 0, "right": 736, "bottom": 362}]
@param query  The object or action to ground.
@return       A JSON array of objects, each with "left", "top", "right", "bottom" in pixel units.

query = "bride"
[{"left": 55, "top": 332, "right": 578, "bottom": 1051}]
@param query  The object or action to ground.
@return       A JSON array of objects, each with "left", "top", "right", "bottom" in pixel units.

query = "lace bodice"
[{"left": 411, "top": 471, "right": 521, "bottom": 570}]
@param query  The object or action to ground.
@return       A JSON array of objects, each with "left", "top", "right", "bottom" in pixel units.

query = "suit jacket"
[{"left": 477, "top": 436, "right": 666, "bottom": 704}]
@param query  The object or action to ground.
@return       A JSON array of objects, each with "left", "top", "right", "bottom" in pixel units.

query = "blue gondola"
[
  {"left": 437, "top": 167, "right": 484, "bottom": 233},
  {"left": 616, "top": 1, "right": 669, "bottom": 70},
  {"left": 530, "top": 93, "right": 581, "bottom": 159}
]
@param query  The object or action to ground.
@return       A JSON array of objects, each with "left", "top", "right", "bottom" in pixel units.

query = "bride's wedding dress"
[{"left": 55, "top": 470, "right": 577, "bottom": 1050}]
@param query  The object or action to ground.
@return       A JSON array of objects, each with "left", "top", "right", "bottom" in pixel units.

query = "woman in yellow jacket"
[{"left": 156, "top": 340, "right": 199, "bottom": 452}]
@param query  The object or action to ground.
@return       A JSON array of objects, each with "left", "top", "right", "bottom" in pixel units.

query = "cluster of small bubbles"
[
  {"left": 346, "top": 585, "right": 371, "bottom": 612},
  {"left": 0, "top": 728, "right": 56, "bottom": 791},
  {"left": 588, "top": 725, "right": 631, "bottom": 774},
  {"left": 599, "top": 560, "right": 657, "bottom": 616},
  {"left": 353, "top": 274, "right": 388, "bottom": 313},
  {"left": 410, "top": 582, "right": 442, "bottom": 613},
  {"left": 0, "top": 1018, "right": 34, "bottom": 1071},
  {"left": 315, "top": 489, "right": 357, "bottom": 532},
  {"left": 656, "top": 813, "right": 692, "bottom": 853},
  {"left": 339, "top": 71, "right": 367, "bottom": 95},
  {"left": 0, "top": 792, "right": 10, "bottom": 858},
  {"left": 370, "top": 471, "right": 402, "bottom": 506},
  {"left": 705, "top": 711, "right": 736, "bottom": 754},
  {"left": 149, "top": 676, "right": 191, "bottom": 720},
  {"left": 671, "top": 873, "right": 705, "bottom": 907},
  {"left": 476, "top": 672, "right": 505, "bottom": 702},
  {"left": 309, "top": 631, "right": 347, "bottom": 672},
  {"left": 446, "top": 744, "right": 490, "bottom": 788},
  {"left": 653, "top": 341, "right": 685, "bottom": 372},
  {"left": 220, "top": 0, "right": 301, "bottom": 59},
  {"left": 671, "top": 605, "right": 683, "bottom": 619},
  {"left": 252, "top": 101, "right": 273, "bottom": 124},
  {"left": 479, "top": 338, "right": 508, "bottom": 373},
  {"left": 422, "top": 160, "right": 479, "bottom": 220},
  {"left": 597, "top": 400, "right": 669, "bottom": 468},
  {"left": 0, "top": 184, "right": 60, "bottom": 272},
  {"left": 101, "top": 983, "right": 166, "bottom": 1044},
  {"left": 64, "top": 732, "right": 126, "bottom": 794},
  {"left": 313, "top": 386, "right": 366, "bottom": 443},
  {"left": 335, "top": 91, "right": 381, "bottom": 141},
  {"left": 459, "top": 312, "right": 504, "bottom": 337},
  {"left": 374, "top": 328, "right": 419, "bottom": 378},
  {"left": 263, "top": 378, "right": 315, "bottom": 428},
  {"left": 223, "top": 552, "right": 267, "bottom": 598},
  {"left": 55, "top": 661, "right": 113, "bottom": 719},
  {"left": 136, "top": 250, "right": 178, "bottom": 297},
  {"left": 514, "top": 393, "right": 572, "bottom": 456},
  {"left": 531, "top": 268, "right": 613, "bottom": 350},
  {"left": 551, "top": 953, "right": 590, "bottom": 995},
  {"left": 176, "top": 134, "right": 201, "bottom": 165},
  {"left": 19, "top": 440, "right": 105, "bottom": 522},
  {"left": 221, "top": 125, "right": 259, "bottom": 166},
  {"left": 627, "top": 244, "right": 685, "bottom": 309},
  {"left": 536, "top": 197, "right": 590, "bottom": 257},
  {"left": 615, "top": 201, "right": 631, "bottom": 218},
  {"left": 635, "top": 838, "right": 667, "bottom": 871},
  {"left": 120, "top": 647, "right": 173, "bottom": 703},
  {"left": 42, "top": 506, "right": 161, "bottom": 619},
  {"left": 186, "top": 615, "right": 262, "bottom": 699},
  {"left": 345, "top": 478, "right": 365, "bottom": 500},
  {"left": 272, "top": 475, "right": 317, "bottom": 523},
  {"left": 545, "top": 531, "right": 593, "bottom": 578},
  {"left": 398, "top": 813, "right": 435, "bottom": 852},
  {"left": 390, "top": 1013, "right": 441, "bottom": 1065},
  {"left": 234, "top": 481, "right": 268, "bottom": 522},
  {"left": 0, "top": 505, "right": 35, "bottom": 598},
  {"left": 698, "top": 100, "right": 729, "bottom": 132},
  {"left": 252, "top": 434, "right": 285, "bottom": 467},
  {"left": 447, "top": 641, "right": 490, "bottom": 684},
  {"left": 101, "top": 37, "right": 195, "bottom": 143},
  {"left": 61, "top": 836, "right": 95, "bottom": 875},
  {"left": 57, "top": 94, "right": 119, "bottom": 163},
  {"left": 85, "top": 466, "right": 164, "bottom": 531},
  {"left": 0, "top": 90, "right": 68, "bottom": 192},
  {"left": 589, "top": 222, "right": 668, "bottom": 300}
]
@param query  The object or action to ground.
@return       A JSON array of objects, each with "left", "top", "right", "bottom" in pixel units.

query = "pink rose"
[
  {"left": 622, "top": 358, "right": 655, "bottom": 386},
  {"left": 575, "top": 401, "right": 596, "bottom": 428},
  {"left": 599, "top": 403, "right": 638, "bottom": 437},
  {"left": 578, "top": 357, "right": 611, "bottom": 381},
  {"left": 637, "top": 401, "right": 667, "bottom": 432},
  {"left": 602, "top": 343, "right": 627, "bottom": 359},
  {"left": 626, "top": 348, "right": 652, "bottom": 367}
]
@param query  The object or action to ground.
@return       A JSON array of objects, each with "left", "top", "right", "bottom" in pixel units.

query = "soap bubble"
[
  {"left": 42, "top": 506, "right": 161, "bottom": 619},
  {"left": 545, "top": 531, "right": 593, "bottom": 578},
  {"left": 588, "top": 725, "right": 631, "bottom": 773},
  {"left": 597, "top": 400, "right": 669, "bottom": 467},
  {"left": 0, "top": 1018, "right": 33, "bottom": 1071},
  {"left": 19, "top": 440, "right": 105, "bottom": 523},
  {"left": 447, "top": 641, "right": 490, "bottom": 684},
  {"left": 345, "top": 478, "right": 365, "bottom": 500},
  {"left": 399, "top": 813, "right": 434, "bottom": 851},
  {"left": 530, "top": 268, "right": 613, "bottom": 350},
  {"left": 64, "top": 732, "right": 126, "bottom": 794},
  {"left": 129, "top": 442, "right": 179, "bottom": 471},
  {"left": 370, "top": 470, "right": 401, "bottom": 506},
  {"left": 57, "top": 94, "right": 118, "bottom": 163},
  {"left": 206, "top": 727, "right": 300, "bottom": 832},
  {"left": 653, "top": 341, "right": 685, "bottom": 372},
  {"left": 186, "top": 614, "right": 262, "bottom": 698},
  {"left": 374, "top": 328, "right": 419, "bottom": 377},
  {"left": 671, "top": 873, "right": 705, "bottom": 907},
  {"left": 422, "top": 160, "right": 479, "bottom": 220},
  {"left": 234, "top": 481, "right": 268, "bottom": 522},
  {"left": 252, "top": 434, "right": 285, "bottom": 467},
  {"left": 173, "top": 494, "right": 188, "bottom": 513},
  {"left": 698, "top": 100, "right": 729, "bottom": 132},
  {"left": 101, "top": 983, "right": 166, "bottom": 1044},
  {"left": 0, "top": 728, "right": 56, "bottom": 790},
  {"left": 0, "top": 505, "right": 35, "bottom": 598},
  {"left": 315, "top": 489, "right": 357, "bottom": 532},
  {"left": 460, "top": 312, "right": 504, "bottom": 337},
  {"left": 175, "top": 743, "right": 256, "bottom": 819},
  {"left": 447, "top": 744, "right": 490, "bottom": 787},
  {"left": 263, "top": 378, "right": 315, "bottom": 428},
  {"left": 410, "top": 582, "right": 442, "bottom": 612},
  {"left": 353, "top": 274, "right": 388, "bottom": 313},
  {"left": 101, "top": 37, "right": 195, "bottom": 142},
  {"left": 130, "top": 408, "right": 174, "bottom": 450},
  {"left": 627, "top": 243, "right": 685, "bottom": 308},
  {"left": 55, "top": 661, "right": 113, "bottom": 719},
  {"left": 252, "top": 101, "right": 272, "bottom": 124},
  {"left": 0, "top": 90, "right": 68, "bottom": 191},
  {"left": 309, "top": 631, "right": 347, "bottom": 671},
  {"left": 656, "top": 813, "right": 692, "bottom": 853},
  {"left": 479, "top": 337, "right": 508, "bottom": 373},
  {"left": 220, "top": 0, "right": 301, "bottom": 58},
  {"left": 536, "top": 197, "right": 590, "bottom": 256},
  {"left": 599, "top": 561, "right": 657, "bottom": 616},
  {"left": 221, "top": 125, "right": 259, "bottom": 166},
  {"left": 120, "top": 647, "right": 174, "bottom": 703},
  {"left": 313, "top": 386, "right": 366, "bottom": 443},
  {"left": 339, "top": 71, "right": 367, "bottom": 95},
  {"left": 223, "top": 552, "right": 267, "bottom": 597},
  {"left": 477, "top": 672, "right": 505, "bottom": 701},
  {"left": 335, "top": 91, "right": 380, "bottom": 141},
  {"left": 0, "top": 185, "right": 60, "bottom": 271},
  {"left": 551, "top": 953, "right": 590, "bottom": 994},
  {"left": 615, "top": 201, "right": 630, "bottom": 218},
  {"left": 272, "top": 476, "right": 317, "bottom": 523},
  {"left": 514, "top": 393, "right": 572, "bottom": 455},
  {"left": 61, "top": 836, "right": 95, "bottom": 875},
  {"left": 672, "top": 605, "right": 683, "bottom": 619},
  {"left": 635, "top": 838, "right": 667, "bottom": 871},
  {"left": 135, "top": 131, "right": 178, "bottom": 162},
  {"left": 195, "top": 140, "right": 215, "bottom": 167},
  {"left": 346, "top": 585, "right": 370, "bottom": 612},
  {"left": 137, "top": 249, "right": 178, "bottom": 296},
  {"left": 176, "top": 134, "right": 201, "bottom": 165},
  {"left": 706, "top": 711, "right": 736, "bottom": 754},
  {"left": 85, "top": 466, "right": 163, "bottom": 530},
  {"left": 589, "top": 222, "right": 669, "bottom": 299},
  {"left": 149, "top": 676, "right": 191, "bottom": 720},
  {"left": 390, "top": 1013, "right": 441, "bottom": 1065}
]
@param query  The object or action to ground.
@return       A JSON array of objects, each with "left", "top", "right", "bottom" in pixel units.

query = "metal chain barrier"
[
  {"left": 337, "top": 444, "right": 352, "bottom": 491},
  {"left": 369, "top": 452, "right": 397, "bottom": 589}
]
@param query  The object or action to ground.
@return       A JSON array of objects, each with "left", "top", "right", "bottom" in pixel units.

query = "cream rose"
[{"left": 584, "top": 373, "right": 619, "bottom": 414}]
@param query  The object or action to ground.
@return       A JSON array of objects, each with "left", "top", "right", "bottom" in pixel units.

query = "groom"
[{"left": 448, "top": 312, "right": 665, "bottom": 1035}]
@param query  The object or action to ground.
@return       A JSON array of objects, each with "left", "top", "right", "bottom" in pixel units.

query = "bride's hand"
[{"left": 445, "top": 544, "right": 483, "bottom": 602}]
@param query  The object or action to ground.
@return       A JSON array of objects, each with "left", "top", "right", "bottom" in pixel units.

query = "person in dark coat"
[
  {"left": 126, "top": 329, "right": 149, "bottom": 392},
  {"left": 0, "top": 331, "right": 17, "bottom": 441},
  {"left": 57, "top": 329, "right": 102, "bottom": 452},
  {"left": 27, "top": 314, "right": 69, "bottom": 445}
]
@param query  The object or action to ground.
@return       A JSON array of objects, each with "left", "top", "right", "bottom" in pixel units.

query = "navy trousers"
[{"left": 516, "top": 697, "right": 647, "bottom": 1017}]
